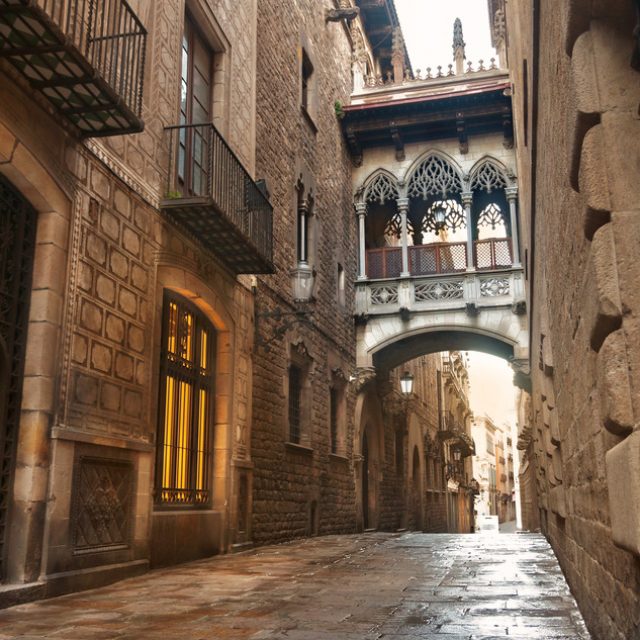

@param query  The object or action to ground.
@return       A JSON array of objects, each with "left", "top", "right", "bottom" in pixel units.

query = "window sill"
[
  {"left": 285, "top": 441, "right": 314, "bottom": 455},
  {"left": 301, "top": 106, "right": 318, "bottom": 134},
  {"left": 329, "top": 453, "right": 349, "bottom": 462}
]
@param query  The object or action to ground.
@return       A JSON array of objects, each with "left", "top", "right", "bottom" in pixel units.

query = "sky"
[
  {"left": 394, "top": 0, "right": 495, "bottom": 73},
  {"left": 391, "top": 1, "right": 517, "bottom": 428},
  {"left": 466, "top": 351, "right": 517, "bottom": 427}
]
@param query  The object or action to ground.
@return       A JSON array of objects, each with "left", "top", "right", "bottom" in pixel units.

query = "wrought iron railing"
[
  {"left": 164, "top": 123, "right": 273, "bottom": 265},
  {"left": 1, "top": 0, "right": 147, "bottom": 118}
]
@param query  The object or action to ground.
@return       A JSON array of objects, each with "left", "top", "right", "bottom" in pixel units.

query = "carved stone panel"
[{"left": 71, "top": 456, "right": 134, "bottom": 552}]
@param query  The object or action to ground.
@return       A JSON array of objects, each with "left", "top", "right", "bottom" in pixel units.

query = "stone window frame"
[
  {"left": 299, "top": 34, "right": 318, "bottom": 130},
  {"left": 149, "top": 266, "right": 235, "bottom": 520},
  {"left": 154, "top": 290, "right": 216, "bottom": 509},
  {"left": 291, "top": 168, "right": 316, "bottom": 302},
  {"left": 182, "top": 0, "right": 231, "bottom": 136},
  {"left": 337, "top": 262, "right": 346, "bottom": 307},
  {"left": 285, "top": 341, "right": 313, "bottom": 450}
]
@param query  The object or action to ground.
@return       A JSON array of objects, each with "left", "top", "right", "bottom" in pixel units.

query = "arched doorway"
[{"left": 0, "top": 173, "right": 37, "bottom": 580}]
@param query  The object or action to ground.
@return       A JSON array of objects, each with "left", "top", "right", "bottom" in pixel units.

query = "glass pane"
[
  {"left": 167, "top": 302, "right": 178, "bottom": 354},
  {"left": 197, "top": 389, "right": 208, "bottom": 491},
  {"left": 162, "top": 375, "right": 176, "bottom": 491}
]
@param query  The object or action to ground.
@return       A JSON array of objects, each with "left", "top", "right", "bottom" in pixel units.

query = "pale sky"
[
  {"left": 467, "top": 351, "right": 517, "bottom": 427},
  {"left": 394, "top": 0, "right": 495, "bottom": 73}
]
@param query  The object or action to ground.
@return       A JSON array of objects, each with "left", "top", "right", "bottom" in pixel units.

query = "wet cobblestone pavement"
[{"left": 0, "top": 532, "right": 590, "bottom": 639}]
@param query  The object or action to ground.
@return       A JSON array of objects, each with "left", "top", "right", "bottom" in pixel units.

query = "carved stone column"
[
  {"left": 356, "top": 202, "right": 367, "bottom": 280},
  {"left": 462, "top": 191, "right": 474, "bottom": 270},
  {"left": 397, "top": 197, "right": 410, "bottom": 277},
  {"left": 506, "top": 186, "right": 521, "bottom": 266}
]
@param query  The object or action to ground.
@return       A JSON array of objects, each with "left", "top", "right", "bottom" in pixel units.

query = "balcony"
[
  {"left": 161, "top": 123, "right": 274, "bottom": 275},
  {"left": 0, "top": 0, "right": 146, "bottom": 136}
]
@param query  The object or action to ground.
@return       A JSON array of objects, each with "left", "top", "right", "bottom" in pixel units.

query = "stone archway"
[
  {"left": 355, "top": 390, "right": 384, "bottom": 532},
  {"left": 0, "top": 173, "right": 38, "bottom": 581},
  {"left": 362, "top": 422, "right": 382, "bottom": 530}
]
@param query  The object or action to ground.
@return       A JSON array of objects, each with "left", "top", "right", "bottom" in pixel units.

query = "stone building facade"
[
  {"left": 0, "top": 0, "right": 438, "bottom": 603},
  {"left": 248, "top": 0, "right": 360, "bottom": 545},
  {"left": 0, "top": 0, "right": 269, "bottom": 602},
  {"left": 501, "top": 0, "right": 640, "bottom": 637}
]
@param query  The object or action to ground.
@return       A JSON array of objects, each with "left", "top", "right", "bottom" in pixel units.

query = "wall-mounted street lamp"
[
  {"left": 453, "top": 450, "right": 462, "bottom": 462},
  {"left": 400, "top": 371, "right": 414, "bottom": 396}
]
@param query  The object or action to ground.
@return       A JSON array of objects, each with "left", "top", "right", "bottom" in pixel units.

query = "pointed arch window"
[{"left": 156, "top": 292, "right": 216, "bottom": 507}]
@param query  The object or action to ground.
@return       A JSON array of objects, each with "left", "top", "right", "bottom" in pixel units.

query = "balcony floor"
[
  {"left": 161, "top": 196, "right": 274, "bottom": 275},
  {"left": 0, "top": 0, "right": 143, "bottom": 137}
]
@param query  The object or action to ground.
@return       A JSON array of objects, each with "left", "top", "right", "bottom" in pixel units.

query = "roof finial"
[{"left": 453, "top": 18, "right": 466, "bottom": 75}]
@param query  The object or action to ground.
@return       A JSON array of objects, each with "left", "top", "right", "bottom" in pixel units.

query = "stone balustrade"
[{"left": 355, "top": 267, "right": 525, "bottom": 317}]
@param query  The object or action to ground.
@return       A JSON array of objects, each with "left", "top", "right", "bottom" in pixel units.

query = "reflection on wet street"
[{"left": 0, "top": 532, "right": 590, "bottom": 639}]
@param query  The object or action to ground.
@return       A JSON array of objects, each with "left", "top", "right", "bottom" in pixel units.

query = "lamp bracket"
[{"left": 255, "top": 307, "right": 312, "bottom": 352}]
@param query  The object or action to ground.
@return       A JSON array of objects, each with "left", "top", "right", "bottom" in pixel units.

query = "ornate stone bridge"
[{"left": 355, "top": 266, "right": 528, "bottom": 370}]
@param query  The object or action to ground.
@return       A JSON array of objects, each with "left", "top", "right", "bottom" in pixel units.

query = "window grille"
[
  {"left": 289, "top": 365, "right": 302, "bottom": 444},
  {"left": 156, "top": 292, "right": 215, "bottom": 507}
]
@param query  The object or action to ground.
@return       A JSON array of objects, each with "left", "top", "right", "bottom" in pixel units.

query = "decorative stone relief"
[
  {"left": 480, "top": 277, "right": 510, "bottom": 297},
  {"left": 414, "top": 280, "right": 464, "bottom": 301},
  {"left": 72, "top": 457, "right": 133, "bottom": 551},
  {"left": 370, "top": 284, "right": 399, "bottom": 306}
]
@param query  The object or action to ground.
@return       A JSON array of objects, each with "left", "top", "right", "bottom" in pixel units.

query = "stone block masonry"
[
  {"left": 506, "top": 0, "right": 640, "bottom": 637},
  {"left": 251, "top": 0, "right": 359, "bottom": 544}
]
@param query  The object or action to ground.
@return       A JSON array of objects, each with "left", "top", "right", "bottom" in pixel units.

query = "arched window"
[
  {"left": 469, "top": 159, "right": 512, "bottom": 269},
  {"left": 156, "top": 291, "right": 216, "bottom": 507}
]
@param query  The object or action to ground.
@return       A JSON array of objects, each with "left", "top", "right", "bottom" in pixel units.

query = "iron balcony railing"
[
  {"left": 162, "top": 123, "right": 274, "bottom": 274},
  {"left": 0, "top": 0, "right": 146, "bottom": 135}
]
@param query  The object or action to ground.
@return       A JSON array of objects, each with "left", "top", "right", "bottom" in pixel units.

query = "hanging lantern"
[
  {"left": 400, "top": 371, "right": 414, "bottom": 396},
  {"left": 433, "top": 203, "right": 447, "bottom": 235}
]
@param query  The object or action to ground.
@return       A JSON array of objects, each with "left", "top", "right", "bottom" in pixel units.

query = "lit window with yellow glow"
[{"left": 156, "top": 292, "right": 215, "bottom": 506}]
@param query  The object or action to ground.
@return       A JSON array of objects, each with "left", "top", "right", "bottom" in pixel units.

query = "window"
[
  {"left": 296, "top": 186, "right": 311, "bottom": 266},
  {"left": 329, "top": 387, "right": 338, "bottom": 454},
  {"left": 178, "top": 13, "right": 213, "bottom": 195},
  {"left": 486, "top": 433, "right": 494, "bottom": 456},
  {"left": 288, "top": 365, "right": 302, "bottom": 444},
  {"left": 337, "top": 263, "right": 345, "bottom": 306},
  {"left": 156, "top": 292, "right": 215, "bottom": 507},
  {"left": 301, "top": 48, "right": 314, "bottom": 113}
]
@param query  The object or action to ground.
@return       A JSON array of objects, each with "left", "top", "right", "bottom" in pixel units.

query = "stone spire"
[
  {"left": 453, "top": 18, "right": 465, "bottom": 75},
  {"left": 391, "top": 26, "right": 405, "bottom": 84}
]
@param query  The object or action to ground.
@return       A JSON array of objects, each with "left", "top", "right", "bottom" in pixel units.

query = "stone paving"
[{"left": 0, "top": 532, "right": 590, "bottom": 639}]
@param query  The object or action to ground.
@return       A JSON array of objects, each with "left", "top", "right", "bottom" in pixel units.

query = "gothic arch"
[
  {"left": 468, "top": 156, "right": 514, "bottom": 193},
  {"left": 357, "top": 168, "right": 400, "bottom": 205},
  {"left": 403, "top": 150, "right": 465, "bottom": 199}
]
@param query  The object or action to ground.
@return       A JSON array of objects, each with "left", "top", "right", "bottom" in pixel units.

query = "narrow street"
[{"left": 0, "top": 532, "right": 590, "bottom": 639}]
